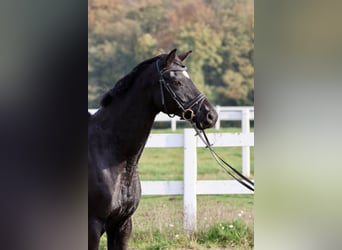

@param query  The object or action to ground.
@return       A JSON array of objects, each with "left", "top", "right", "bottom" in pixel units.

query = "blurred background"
[{"left": 88, "top": 0, "right": 254, "bottom": 108}]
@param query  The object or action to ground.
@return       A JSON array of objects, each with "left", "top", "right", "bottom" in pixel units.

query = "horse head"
[{"left": 154, "top": 49, "right": 218, "bottom": 130}]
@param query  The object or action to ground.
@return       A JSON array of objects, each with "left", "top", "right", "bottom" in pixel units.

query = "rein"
[
  {"left": 156, "top": 59, "right": 254, "bottom": 192},
  {"left": 190, "top": 123, "right": 254, "bottom": 192}
]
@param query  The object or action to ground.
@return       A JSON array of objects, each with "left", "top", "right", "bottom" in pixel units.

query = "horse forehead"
[
  {"left": 170, "top": 70, "right": 191, "bottom": 79},
  {"left": 182, "top": 71, "right": 190, "bottom": 79}
]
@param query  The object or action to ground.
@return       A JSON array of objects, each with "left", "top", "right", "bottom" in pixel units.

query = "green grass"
[
  {"left": 100, "top": 195, "right": 254, "bottom": 249},
  {"left": 139, "top": 147, "right": 254, "bottom": 180},
  {"left": 100, "top": 127, "right": 254, "bottom": 249},
  {"left": 140, "top": 127, "right": 254, "bottom": 180},
  {"left": 196, "top": 220, "right": 253, "bottom": 249}
]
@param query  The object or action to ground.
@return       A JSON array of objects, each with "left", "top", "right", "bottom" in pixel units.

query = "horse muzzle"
[{"left": 194, "top": 104, "right": 218, "bottom": 130}]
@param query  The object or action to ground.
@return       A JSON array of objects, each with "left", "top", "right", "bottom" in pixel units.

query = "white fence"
[
  {"left": 142, "top": 129, "right": 254, "bottom": 233},
  {"left": 88, "top": 108, "right": 254, "bottom": 232},
  {"left": 88, "top": 106, "right": 254, "bottom": 131}
]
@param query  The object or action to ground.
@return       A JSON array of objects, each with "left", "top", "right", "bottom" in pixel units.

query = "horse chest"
[{"left": 104, "top": 168, "right": 141, "bottom": 222}]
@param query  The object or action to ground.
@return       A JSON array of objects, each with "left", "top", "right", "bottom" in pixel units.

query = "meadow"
[{"left": 100, "top": 126, "right": 254, "bottom": 249}]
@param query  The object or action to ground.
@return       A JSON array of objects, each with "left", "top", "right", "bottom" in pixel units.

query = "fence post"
[
  {"left": 242, "top": 108, "right": 250, "bottom": 177},
  {"left": 183, "top": 129, "right": 197, "bottom": 233},
  {"left": 171, "top": 117, "right": 176, "bottom": 131},
  {"left": 215, "top": 105, "right": 221, "bottom": 130}
]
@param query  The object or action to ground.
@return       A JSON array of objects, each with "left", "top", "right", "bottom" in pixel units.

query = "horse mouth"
[
  {"left": 199, "top": 122, "right": 207, "bottom": 130},
  {"left": 195, "top": 110, "right": 218, "bottom": 130},
  {"left": 196, "top": 119, "right": 216, "bottom": 130},
  {"left": 197, "top": 122, "right": 210, "bottom": 130}
]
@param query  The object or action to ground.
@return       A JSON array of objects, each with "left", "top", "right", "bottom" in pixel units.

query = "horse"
[{"left": 88, "top": 49, "right": 218, "bottom": 250}]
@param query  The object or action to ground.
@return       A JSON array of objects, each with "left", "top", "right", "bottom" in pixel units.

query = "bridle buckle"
[{"left": 182, "top": 109, "right": 195, "bottom": 120}]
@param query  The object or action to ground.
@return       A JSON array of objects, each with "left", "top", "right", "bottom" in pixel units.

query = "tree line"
[{"left": 88, "top": 0, "right": 254, "bottom": 108}]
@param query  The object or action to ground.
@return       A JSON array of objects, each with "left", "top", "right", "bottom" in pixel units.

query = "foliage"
[
  {"left": 196, "top": 220, "right": 254, "bottom": 249},
  {"left": 88, "top": 0, "right": 254, "bottom": 108}
]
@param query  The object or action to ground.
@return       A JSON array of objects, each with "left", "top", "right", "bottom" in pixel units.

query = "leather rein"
[{"left": 191, "top": 124, "right": 254, "bottom": 192}]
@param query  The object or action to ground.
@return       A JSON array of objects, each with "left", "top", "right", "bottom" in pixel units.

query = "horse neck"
[{"left": 95, "top": 87, "right": 159, "bottom": 165}]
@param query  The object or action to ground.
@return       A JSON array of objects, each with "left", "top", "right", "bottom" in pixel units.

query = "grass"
[
  {"left": 196, "top": 220, "right": 253, "bottom": 249},
  {"left": 100, "top": 127, "right": 254, "bottom": 249},
  {"left": 100, "top": 195, "right": 254, "bottom": 249},
  {"left": 139, "top": 147, "right": 254, "bottom": 180},
  {"left": 140, "top": 127, "right": 254, "bottom": 180}
]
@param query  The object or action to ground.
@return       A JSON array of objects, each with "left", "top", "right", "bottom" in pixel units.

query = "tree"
[
  {"left": 88, "top": 0, "right": 254, "bottom": 107},
  {"left": 209, "top": 0, "right": 254, "bottom": 105},
  {"left": 174, "top": 22, "right": 222, "bottom": 99},
  {"left": 134, "top": 34, "right": 159, "bottom": 62}
]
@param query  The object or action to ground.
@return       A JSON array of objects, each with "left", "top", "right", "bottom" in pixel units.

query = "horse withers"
[{"left": 88, "top": 49, "right": 218, "bottom": 250}]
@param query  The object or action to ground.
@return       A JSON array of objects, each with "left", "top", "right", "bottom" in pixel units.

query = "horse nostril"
[{"left": 207, "top": 112, "right": 214, "bottom": 122}]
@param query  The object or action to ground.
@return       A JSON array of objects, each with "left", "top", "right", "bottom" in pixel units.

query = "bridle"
[
  {"left": 156, "top": 59, "right": 206, "bottom": 120},
  {"left": 156, "top": 59, "right": 254, "bottom": 192}
]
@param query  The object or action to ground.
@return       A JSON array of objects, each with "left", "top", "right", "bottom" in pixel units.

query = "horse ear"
[
  {"left": 178, "top": 50, "right": 192, "bottom": 61},
  {"left": 165, "top": 48, "right": 177, "bottom": 67}
]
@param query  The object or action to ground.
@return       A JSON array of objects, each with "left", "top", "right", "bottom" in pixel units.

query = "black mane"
[{"left": 100, "top": 55, "right": 163, "bottom": 107}]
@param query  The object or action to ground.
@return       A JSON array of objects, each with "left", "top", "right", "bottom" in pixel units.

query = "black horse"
[{"left": 88, "top": 49, "right": 218, "bottom": 250}]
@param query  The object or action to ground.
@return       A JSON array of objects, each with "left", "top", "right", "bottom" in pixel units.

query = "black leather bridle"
[
  {"left": 156, "top": 59, "right": 254, "bottom": 192},
  {"left": 156, "top": 59, "right": 207, "bottom": 120}
]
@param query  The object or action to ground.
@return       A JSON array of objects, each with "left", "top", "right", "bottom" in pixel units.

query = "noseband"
[{"left": 156, "top": 59, "right": 206, "bottom": 120}]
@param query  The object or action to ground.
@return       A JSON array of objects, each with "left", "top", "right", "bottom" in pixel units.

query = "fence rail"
[
  {"left": 88, "top": 108, "right": 254, "bottom": 232},
  {"left": 143, "top": 129, "right": 254, "bottom": 232},
  {"left": 88, "top": 106, "right": 254, "bottom": 131}
]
